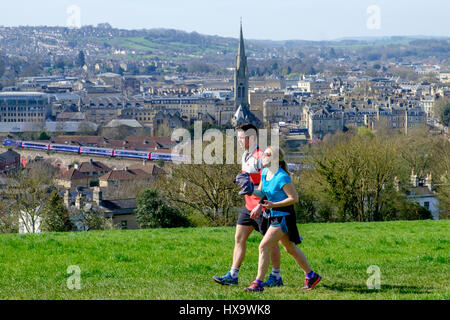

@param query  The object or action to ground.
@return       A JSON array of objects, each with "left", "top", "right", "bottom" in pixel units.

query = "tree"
[
  {"left": 0, "top": 198, "right": 18, "bottom": 233},
  {"left": 396, "top": 127, "right": 446, "bottom": 180},
  {"left": 435, "top": 148, "right": 450, "bottom": 218},
  {"left": 135, "top": 188, "right": 190, "bottom": 228},
  {"left": 157, "top": 162, "right": 242, "bottom": 226},
  {"left": 435, "top": 98, "right": 450, "bottom": 127},
  {"left": 76, "top": 51, "right": 86, "bottom": 68},
  {"left": 54, "top": 58, "right": 66, "bottom": 70},
  {"left": 41, "top": 191, "right": 73, "bottom": 232},
  {"left": 73, "top": 206, "right": 116, "bottom": 231},
  {"left": 0, "top": 58, "right": 5, "bottom": 77},
  {"left": 7, "top": 161, "right": 58, "bottom": 233},
  {"left": 306, "top": 130, "right": 409, "bottom": 222},
  {"left": 37, "top": 131, "right": 51, "bottom": 141}
]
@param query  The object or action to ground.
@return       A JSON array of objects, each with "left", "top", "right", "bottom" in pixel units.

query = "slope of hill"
[{"left": 0, "top": 219, "right": 448, "bottom": 300}]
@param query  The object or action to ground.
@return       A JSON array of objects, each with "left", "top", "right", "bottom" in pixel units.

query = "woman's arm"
[
  {"left": 262, "top": 182, "right": 298, "bottom": 209},
  {"left": 252, "top": 178, "right": 264, "bottom": 197}
]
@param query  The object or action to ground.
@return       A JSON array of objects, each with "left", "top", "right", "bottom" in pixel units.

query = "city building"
[
  {"left": 262, "top": 98, "right": 303, "bottom": 123},
  {"left": 306, "top": 105, "right": 344, "bottom": 139},
  {"left": 0, "top": 92, "right": 50, "bottom": 123}
]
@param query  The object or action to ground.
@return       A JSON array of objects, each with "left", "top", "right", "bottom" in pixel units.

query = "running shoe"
[
  {"left": 263, "top": 274, "right": 284, "bottom": 287},
  {"left": 213, "top": 272, "right": 238, "bottom": 285},
  {"left": 302, "top": 273, "right": 322, "bottom": 291},
  {"left": 245, "top": 281, "right": 264, "bottom": 292}
]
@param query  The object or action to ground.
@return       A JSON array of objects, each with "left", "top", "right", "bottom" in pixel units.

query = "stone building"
[
  {"left": 306, "top": 105, "right": 344, "bottom": 139},
  {"left": 262, "top": 98, "right": 303, "bottom": 124},
  {"left": 0, "top": 92, "right": 51, "bottom": 123}
]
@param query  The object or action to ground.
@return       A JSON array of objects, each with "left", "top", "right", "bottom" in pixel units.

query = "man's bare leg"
[{"left": 231, "top": 224, "right": 254, "bottom": 269}]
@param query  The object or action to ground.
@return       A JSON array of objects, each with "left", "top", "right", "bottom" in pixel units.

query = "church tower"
[{"left": 231, "top": 21, "right": 261, "bottom": 127}]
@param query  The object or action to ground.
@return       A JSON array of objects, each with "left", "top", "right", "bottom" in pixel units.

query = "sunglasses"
[{"left": 263, "top": 151, "right": 272, "bottom": 157}]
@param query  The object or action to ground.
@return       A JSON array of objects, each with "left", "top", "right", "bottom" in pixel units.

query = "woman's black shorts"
[{"left": 269, "top": 205, "right": 303, "bottom": 245}]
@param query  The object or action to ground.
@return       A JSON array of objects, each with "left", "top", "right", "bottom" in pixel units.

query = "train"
[{"left": 1, "top": 139, "right": 188, "bottom": 162}]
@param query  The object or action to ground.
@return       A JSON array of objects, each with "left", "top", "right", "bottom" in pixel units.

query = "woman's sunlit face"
[{"left": 262, "top": 148, "right": 272, "bottom": 167}]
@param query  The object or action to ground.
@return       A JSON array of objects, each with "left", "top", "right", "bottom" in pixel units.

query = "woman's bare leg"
[
  {"left": 256, "top": 226, "right": 284, "bottom": 282},
  {"left": 279, "top": 234, "right": 312, "bottom": 274}
]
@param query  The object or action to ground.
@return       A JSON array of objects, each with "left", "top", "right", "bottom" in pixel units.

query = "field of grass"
[{"left": 0, "top": 220, "right": 448, "bottom": 300}]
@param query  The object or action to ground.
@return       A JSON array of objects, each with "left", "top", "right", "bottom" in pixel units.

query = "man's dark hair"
[{"left": 236, "top": 123, "right": 258, "bottom": 134}]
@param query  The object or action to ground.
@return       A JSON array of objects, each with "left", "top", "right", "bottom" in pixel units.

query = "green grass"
[{"left": 0, "top": 220, "right": 449, "bottom": 300}]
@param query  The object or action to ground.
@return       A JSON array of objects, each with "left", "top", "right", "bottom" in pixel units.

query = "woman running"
[{"left": 245, "top": 146, "right": 322, "bottom": 292}]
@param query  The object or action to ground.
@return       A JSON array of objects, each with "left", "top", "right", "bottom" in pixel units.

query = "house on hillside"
[
  {"left": 66, "top": 187, "right": 138, "bottom": 230},
  {"left": 56, "top": 168, "right": 89, "bottom": 192},
  {"left": 99, "top": 167, "right": 155, "bottom": 190},
  {"left": 407, "top": 171, "right": 440, "bottom": 220},
  {"left": 0, "top": 149, "right": 21, "bottom": 172}
]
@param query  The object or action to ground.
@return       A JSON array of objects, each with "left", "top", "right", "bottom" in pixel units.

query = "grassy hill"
[{"left": 0, "top": 220, "right": 448, "bottom": 300}]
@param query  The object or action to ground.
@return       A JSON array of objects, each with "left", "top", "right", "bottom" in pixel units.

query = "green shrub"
[
  {"left": 135, "top": 189, "right": 191, "bottom": 228},
  {"left": 41, "top": 191, "right": 74, "bottom": 232}
]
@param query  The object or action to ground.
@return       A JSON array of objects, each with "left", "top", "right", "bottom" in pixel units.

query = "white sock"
[
  {"left": 230, "top": 267, "right": 240, "bottom": 278},
  {"left": 272, "top": 268, "right": 281, "bottom": 279}
]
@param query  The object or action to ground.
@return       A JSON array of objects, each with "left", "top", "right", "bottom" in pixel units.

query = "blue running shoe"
[
  {"left": 263, "top": 274, "right": 284, "bottom": 287},
  {"left": 213, "top": 272, "right": 238, "bottom": 285}
]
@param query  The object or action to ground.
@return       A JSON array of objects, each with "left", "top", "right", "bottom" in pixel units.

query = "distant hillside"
[
  {"left": 1, "top": 26, "right": 449, "bottom": 61},
  {"left": 0, "top": 25, "right": 448, "bottom": 79}
]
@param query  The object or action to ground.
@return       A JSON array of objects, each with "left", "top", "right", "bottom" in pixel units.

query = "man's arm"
[{"left": 250, "top": 181, "right": 265, "bottom": 219}]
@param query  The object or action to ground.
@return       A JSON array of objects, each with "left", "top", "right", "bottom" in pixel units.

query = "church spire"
[
  {"left": 234, "top": 20, "right": 249, "bottom": 109},
  {"left": 232, "top": 20, "right": 261, "bottom": 128},
  {"left": 237, "top": 18, "right": 246, "bottom": 65}
]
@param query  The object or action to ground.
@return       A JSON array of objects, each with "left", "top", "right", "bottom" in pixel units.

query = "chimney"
[
  {"left": 64, "top": 189, "right": 70, "bottom": 207},
  {"left": 425, "top": 173, "right": 432, "bottom": 191},
  {"left": 93, "top": 187, "right": 103, "bottom": 206},
  {"left": 411, "top": 169, "right": 419, "bottom": 188},
  {"left": 75, "top": 193, "right": 84, "bottom": 209}
]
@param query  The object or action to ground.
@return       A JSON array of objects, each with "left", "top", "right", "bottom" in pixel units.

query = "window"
[
  {"left": 120, "top": 220, "right": 128, "bottom": 229},
  {"left": 424, "top": 202, "right": 430, "bottom": 210}
]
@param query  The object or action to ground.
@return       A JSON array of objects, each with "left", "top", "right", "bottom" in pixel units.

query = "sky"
[{"left": 0, "top": 0, "right": 449, "bottom": 41}]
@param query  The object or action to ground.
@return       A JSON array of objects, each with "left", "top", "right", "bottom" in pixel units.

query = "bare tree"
[
  {"left": 6, "top": 161, "right": 58, "bottom": 233},
  {"left": 157, "top": 163, "right": 242, "bottom": 226}
]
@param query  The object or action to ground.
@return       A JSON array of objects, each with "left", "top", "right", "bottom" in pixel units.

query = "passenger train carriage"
[{"left": 2, "top": 139, "right": 187, "bottom": 162}]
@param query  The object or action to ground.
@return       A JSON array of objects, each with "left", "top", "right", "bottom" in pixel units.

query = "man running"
[{"left": 213, "top": 123, "right": 283, "bottom": 287}]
